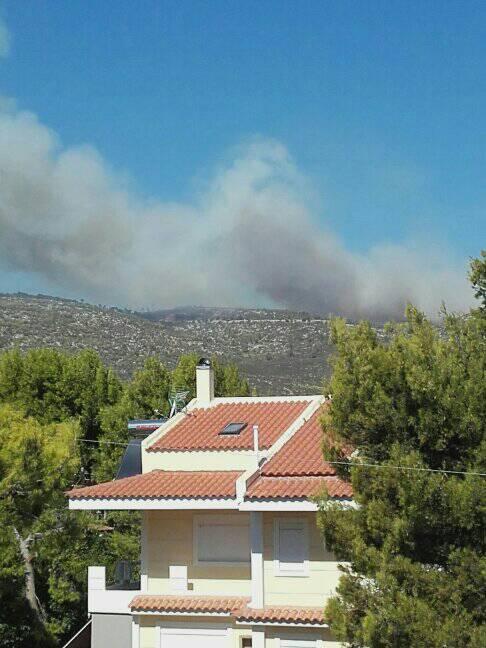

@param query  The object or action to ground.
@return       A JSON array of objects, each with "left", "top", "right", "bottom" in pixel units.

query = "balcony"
[{"left": 88, "top": 562, "right": 141, "bottom": 615}]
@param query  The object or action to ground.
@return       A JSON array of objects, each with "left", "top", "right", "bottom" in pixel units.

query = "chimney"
[{"left": 196, "top": 358, "right": 214, "bottom": 405}]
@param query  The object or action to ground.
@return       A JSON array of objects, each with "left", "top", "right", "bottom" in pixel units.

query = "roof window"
[{"left": 219, "top": 422, "right": 247, "bottom": 436}]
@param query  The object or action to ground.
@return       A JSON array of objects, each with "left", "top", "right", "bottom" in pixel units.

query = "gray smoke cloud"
[{"left": 0, "top": 104, "right": 473, "bottom": 319}]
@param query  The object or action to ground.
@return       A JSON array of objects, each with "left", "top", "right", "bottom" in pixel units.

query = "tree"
[
  {"left": 0, "top": 349, "right": 252, "bottom": 645},
  {"left": 217, "top": 362, "right": 251, "bottom": 397},
  {"left": 126, "top": 357, "right": 171, "bottom": 417},
  {"left": 0, "top": 348, "right": 124, "bottom": 477},
  {"left": 470, "top": 249, "right": 486, "bottom": 309},
  {"left": 0, "top": 405, "right": 79, "bottom": 646},
  {"left": 92, "top": 357, "right": 171, "bottom": 483},
  {"left": 318, "top": 253, "right": 486, "bottom": 647},
  {"left": 0, "top": 404, "right": 139, "bottom": 647}
]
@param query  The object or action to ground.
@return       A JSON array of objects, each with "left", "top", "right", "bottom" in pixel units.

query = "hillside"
[{"left": 0, "top": 294, "right": 375, "bottom": 394}]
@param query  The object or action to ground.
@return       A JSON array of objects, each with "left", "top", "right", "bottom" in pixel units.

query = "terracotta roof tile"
[
  {"left": 148, "top": 400, "right": 309, "bottom": 452},
  {"left": 245, "top": 406, "right": 353, "bottom": 501},
  {"left": 262, "top": 408, "right": 336, "bottom": 477},
  {"left": 236, "top": 605, "right": 326, "bottom": 625},
  {"left": 130, "top": 595, "right": 249, "bottom": 614},
  {"left": 67, "top": 470, "right": 242, "bottom": 500},
  {"left": 246, "top": 475, "right": 353, "bottom": 500},
  {"left": 129, "top": 596, "right": 327, "bottom": 625}
]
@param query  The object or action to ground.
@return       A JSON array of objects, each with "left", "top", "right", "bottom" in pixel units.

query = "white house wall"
[
  {"left": 143, "top": 449, "right": 260, "bottom": 473},
  {"left": 146, "top": 510, "right": 251, "bottom": 597}
]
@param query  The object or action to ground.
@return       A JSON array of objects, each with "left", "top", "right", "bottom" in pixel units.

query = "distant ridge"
[{"left": 0, "top": 293, "right": 383, "bottom": 395}]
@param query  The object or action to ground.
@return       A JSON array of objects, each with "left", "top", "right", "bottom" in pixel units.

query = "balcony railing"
[{"left": 106, "top": 560, "right": 141, "bottom": 591}]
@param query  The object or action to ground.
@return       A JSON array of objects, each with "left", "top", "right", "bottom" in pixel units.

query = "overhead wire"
[{"left": 73, "top": 438, "right": 486, "bottom": 477}]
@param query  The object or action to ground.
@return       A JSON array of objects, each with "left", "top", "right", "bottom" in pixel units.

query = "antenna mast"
[{"left": 168, "top": 390, "right": 190, "bottom": 418}]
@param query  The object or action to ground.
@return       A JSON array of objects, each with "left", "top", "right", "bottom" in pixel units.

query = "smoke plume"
[{"left": 0, "top": 104, "right": 472, "bottom": 319}]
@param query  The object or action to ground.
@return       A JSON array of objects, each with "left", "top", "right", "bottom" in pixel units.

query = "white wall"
[{"left": 146, "top": 510, "right": 251, "bottom": 596}]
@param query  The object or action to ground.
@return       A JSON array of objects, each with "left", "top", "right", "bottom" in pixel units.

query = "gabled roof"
[
  {"left": 246, "top": 408, "right": 353, "bottom": 501},
  {"left": 147, "top": 400, "right": 310, "bottom": 452},
  {"left": 67, "top": 470, "right": 242, "bottom": 500},
  {"left": 66, "top": 400, "right": 354, "bottom": 507}
]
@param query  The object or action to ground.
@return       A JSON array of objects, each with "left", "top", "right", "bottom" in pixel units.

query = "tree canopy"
[
  {"left": 0, "top": 350, "right": 250, "bottom": 646},
  {"left": 318, "top": 253, "right": 486, "bottom": 647}
]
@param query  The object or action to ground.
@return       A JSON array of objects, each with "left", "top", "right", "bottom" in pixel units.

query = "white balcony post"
[
  {"left": 249, "top": 511, "right": 264, "bottom": 608},
  {"left": 88, "top": 566, "right": 106, "bottom": 611},
  {"left": 140, "top": 512, "right": 148, "bottom": 592},
  {"left": 252, "top": 628, "right": 265, "bottom": 648},
  {"left": 132, "top": 615, "right": 140, "bottom": 648}
]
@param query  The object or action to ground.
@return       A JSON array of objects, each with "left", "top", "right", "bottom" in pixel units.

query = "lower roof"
[
  {"left": 129, "top": 595, "right": 327, "bottom": 626},
  {"left": 236, "top": 605, "right": 326, "bottom": 625},
  {"left": 245, "top": 475, "right": 353, "bottom": 500},
  {"left": 66, "top": 470, "right": 242, "bottom": 500},
  {"left": 130, "top": 594, "right": 248, "bottom": 614},
  {"left": 244, "top": 407, "right": 353, "bottom": 501}
]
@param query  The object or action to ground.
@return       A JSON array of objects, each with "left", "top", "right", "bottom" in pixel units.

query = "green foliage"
[
  {"left": 217, "top": 361, "right": 251, "bottom": 397},
  {"left": 318, "top": 254, "right": 486, "bottom": 647},
  {"left": 0, "top": 348, "right": 122, "bottom": 436},
  {"left": 0, "top": 348, "right": 250, "bottom": 646},
  {"left": 126, "top": 357, "right": 171, "bottom": 417},
  {"left": 469, "top": 249, "right": 486, "bottom": 309},
  {"left": 0, "top": 405, "right": 81, "bottom": 646}
]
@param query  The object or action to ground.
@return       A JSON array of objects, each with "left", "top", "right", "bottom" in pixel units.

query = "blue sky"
[{"left": 0, "top": 1, "right": 484, "bottom": 316}]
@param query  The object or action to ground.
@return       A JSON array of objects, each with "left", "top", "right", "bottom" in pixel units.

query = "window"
[
  {"left": 219, "top": 422, "right": 247, "bottom": 435},
  {"left": 274, "top": 518, "right": 309, "bottom": 576},
  {"left": 194, "top": 514, "right": 250, "bottom": 566}
]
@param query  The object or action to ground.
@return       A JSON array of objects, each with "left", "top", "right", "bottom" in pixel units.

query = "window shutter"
[
  {"left": 275, "top": 518, "right": 309, "bottom": 575},
  {"left": 195, "top": 515, "right": 250, "bottom": 565}
]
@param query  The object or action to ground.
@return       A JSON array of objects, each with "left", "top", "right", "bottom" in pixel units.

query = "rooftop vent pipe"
[{"left": 253, "top": 424, "right": 260, "bottom": 462}]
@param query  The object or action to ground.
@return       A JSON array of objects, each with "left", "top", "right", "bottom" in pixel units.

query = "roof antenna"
[{"left": 168, "top": 390, "right": 190, "bottom": 418}]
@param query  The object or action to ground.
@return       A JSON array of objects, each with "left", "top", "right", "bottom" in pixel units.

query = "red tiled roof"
[
  {"left": 129, "top": 596, "right": 327, "bottom": 625},
  {"left": 262, "top": 408, "right": 336, "bottom": 477},
  {"left": 245, "top": 406, "right": 353, "bottom": 501},
  {"left": 130, "top": 594, "right": 249, "bottom": 614},
  {"left": 236, "top": 605, "right": 326, "bottom": 625},
  {"left": 67, "top": 470, "right": 242, "bottom": 500},
  {"left": 245, "top": 475, "right": 353, "bottom": 500},
  {"left": 148, "top": 400, "right": 309, "bottom": 452}
]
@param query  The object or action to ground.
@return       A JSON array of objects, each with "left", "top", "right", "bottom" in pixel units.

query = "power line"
[
  {"left": 324, "top": 459, "right": 486, "bottom": 478},
  {"left": 77, "top": 438, "right": 132, "bottom": 447},
  {"left": 74, "top": 438, "right": 486, "bottom": 477}
]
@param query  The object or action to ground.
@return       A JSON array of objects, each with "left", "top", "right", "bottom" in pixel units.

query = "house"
[{"left": 67, "top": 359, "right": 353, "bottom": 648}]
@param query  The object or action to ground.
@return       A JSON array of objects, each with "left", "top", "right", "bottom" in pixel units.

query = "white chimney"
[{"left": 196, "top": 358, "right": 214, "bottom": 405}]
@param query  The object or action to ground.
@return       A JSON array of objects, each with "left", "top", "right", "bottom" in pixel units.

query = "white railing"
[{"left": 88, "top": 566, "right": 141, "bottom": 614}]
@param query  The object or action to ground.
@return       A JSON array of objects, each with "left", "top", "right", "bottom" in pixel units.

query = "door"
[{"left": 160, "top": 626, "right": 228, "bottom": 648}]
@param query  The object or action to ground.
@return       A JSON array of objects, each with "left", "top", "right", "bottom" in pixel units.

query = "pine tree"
[{"left": 318, "top": 252, "right": 486, "bottom": 647}]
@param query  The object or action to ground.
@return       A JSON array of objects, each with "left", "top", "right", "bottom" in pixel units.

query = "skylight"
[{"left": 219, "top": 422, "right": 247, "bottom": 435}]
